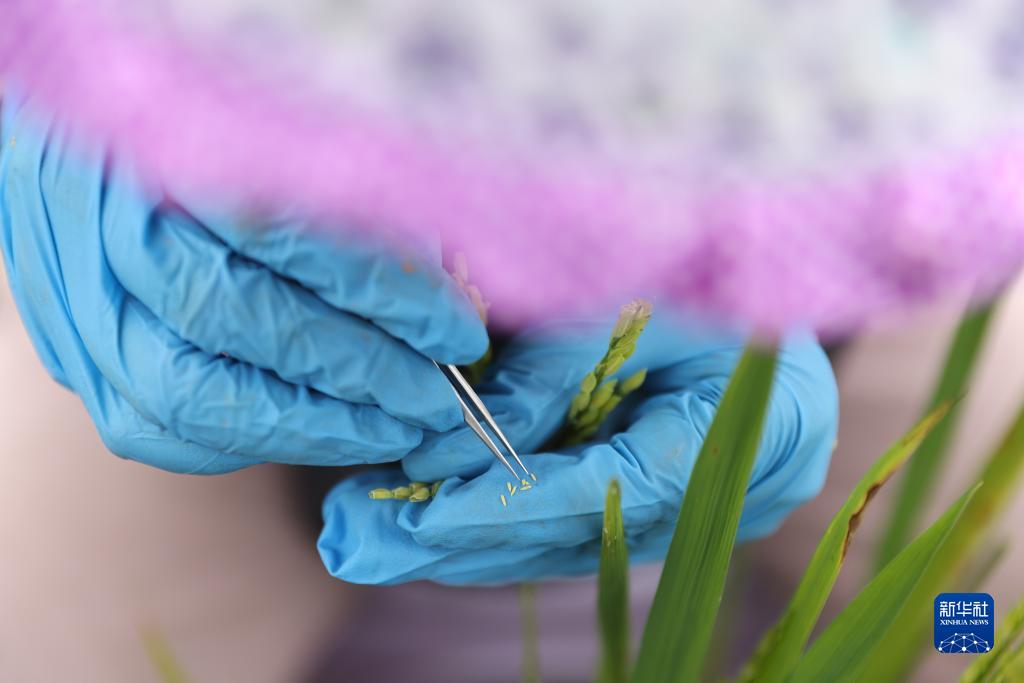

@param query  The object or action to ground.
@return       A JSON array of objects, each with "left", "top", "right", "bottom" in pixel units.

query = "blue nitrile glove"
[
  {"left": 318, "top": 315, "right": 838, "bottom": 584},
  {"left": 0, "top": 94, "right": 487, "bottom": 474}
]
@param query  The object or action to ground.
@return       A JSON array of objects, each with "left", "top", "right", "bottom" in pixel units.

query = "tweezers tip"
[{"left": 436, "top": 361, "right": 533, "bottom": 481}]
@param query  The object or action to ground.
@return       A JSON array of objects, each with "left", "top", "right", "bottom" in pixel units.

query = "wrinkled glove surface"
[
  {"left": 319, "top": 317, "right": 839, "bottom": 584},
  {"left": 0, "top": 94, "right": 487, "bottom": 474}
]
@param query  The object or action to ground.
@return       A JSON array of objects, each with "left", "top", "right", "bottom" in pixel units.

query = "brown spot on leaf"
[
  {"left": 841, "top": 475, "right": 892, "bottom": 562},
  {"left": 401, "top": 261, "right": 417, "bottom": 274}
]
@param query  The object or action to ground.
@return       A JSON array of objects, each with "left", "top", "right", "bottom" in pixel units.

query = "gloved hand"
[
  {"left": 318, "top": 316, "right": 838, "bottom": 584},
  {"left": 0, "top": 93, "right": 487, "bottom": 474}
]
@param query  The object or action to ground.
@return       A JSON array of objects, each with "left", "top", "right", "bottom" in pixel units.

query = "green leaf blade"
[
  {"left": 738, "top": 402, "right": 953, "bottom": 683},
  {"left": 520, "top": 583, "right": 541, "bottom": 683},
  {"left": 633, "top": 345, "right": 778, "bottom": 683},
  {"left": 789, "top": 482, "right": 981, "bottom": 683},
  {"left": 861, "top": 401, "right": 1024, "bottom": 682},
  {"left": 598, "top": 479, "right": 630, "bottom": 683},
  {"left": 992, "top": 641, "right": 1024, "bottom": 683},
  {"left": 874, "top": 303, "right": 995, "bottom": 571},
  {"left": 140, "top": 627, "right": 192, "bottom": 683},
  {"left": 960, "top": 594, "right": 1024, "bottom": 683}
]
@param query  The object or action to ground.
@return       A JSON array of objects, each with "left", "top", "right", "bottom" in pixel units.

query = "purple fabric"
[{"left": 3, "top": 1, "right": 1023, "bottom": 333}]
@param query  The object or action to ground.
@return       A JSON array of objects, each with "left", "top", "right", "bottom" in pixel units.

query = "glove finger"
[
  {"left": 104, "top": 295, "right": 423, "bottom": 465},
  {"left": 318, "top": 468, "right": 572, "bottom": 586},
  {"left": 102, "top": 194, "right": 462, "bottom": 431},
  {"left": 69, "top": 340, "right": 262, "bottom": 474},
  {"left": 404, "top": 398, "right": 711, "bottom": 552},
  {"left": 63, "top": 325, "right": 260, "bottom": 473},
  {"left": 186, "top": 208, "right": 489, "bottom": 365},
  {"left": 86, "top": 379, "right": 260, "bottom": 475},
  {"left": 321, "top": 461, "right": 809, "bottom": 586}
]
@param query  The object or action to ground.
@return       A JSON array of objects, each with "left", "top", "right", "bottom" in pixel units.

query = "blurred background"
[{"left": 2, "top": 264, "right": 1022, "bottom": 682}]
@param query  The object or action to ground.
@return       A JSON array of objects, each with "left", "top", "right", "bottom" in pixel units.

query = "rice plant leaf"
[
  {"left": 633, "top": 345, "right": 778, "bottom": 683},
  {"left": 992, "top": 641, "right": 1024, "bottom": 683},
  {"left": 960, "top": 594, "right": 1024, "bottom": 683},
  {"left": 874, "top": 303, "right": 995, "bottom": 571},
  {"left": 140, "top": 627, "right": 192, "bottom": 683},
  {"left": 961, "top": 539, "right": 1009, "bottom": 593},
  {"left": 736, "top": 402, "right": 953, "bottom": 683},
  {"left": 788, "top": 483, "right": 981, "bottom": 683},
  {"left": 520, "top": 583, "right": 541, "bottom": 683},
  {"left": 701, "top": 551, "right": 748, "bottom": 682},
  {"left": 598, "top": 479, "right": 630, "bottom": 683},
  {"left": 860, "top": 401, "right": 1024, "bottom": 683}
]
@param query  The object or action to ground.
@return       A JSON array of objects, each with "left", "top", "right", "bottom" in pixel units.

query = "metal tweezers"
[{"left": 434, "top": 361, "right": 533, "bottom": 481}]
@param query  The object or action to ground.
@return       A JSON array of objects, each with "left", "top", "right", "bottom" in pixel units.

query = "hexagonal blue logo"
[{"left": 934, "top": 593, "right": 994, "bottom": 654}]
